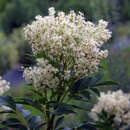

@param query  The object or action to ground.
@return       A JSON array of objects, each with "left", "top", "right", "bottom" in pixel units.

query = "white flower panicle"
[
  {"left": 0, "top": 76, "right": 10, "bottom": 118},
  {"left": 91, "top": 90, "right": 130, "bottom": 127},
  {"left": 23, "top": 7, "right": 111, "bottom": 89},
  {"left": 23, "top": 60, "right": 59, "bottom": 90},
  {"left": 0, "top": 76, "right": 10, "bottom": 95}
]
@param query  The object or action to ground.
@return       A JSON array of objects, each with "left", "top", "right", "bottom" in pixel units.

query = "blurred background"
[{"left": 0, "top": 0, "right": 130, "bottom": 93}]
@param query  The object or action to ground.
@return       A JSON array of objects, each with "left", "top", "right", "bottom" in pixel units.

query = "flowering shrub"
[
  {"left": 23, "top": 7, "right": 111, "bottom": 90},
  {"left": 0, "top": 7, "right": 121, "bottom": 130}
]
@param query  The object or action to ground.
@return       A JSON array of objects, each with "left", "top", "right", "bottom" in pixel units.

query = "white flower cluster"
[
  {"left": 23, "top": 59, "right": 59, "bottom": 90},
  {"left": 23, "top": 7, "right": 111, "bottom": 89},
  {"left": 91, "top": 90, "right": 130, "bottom": 127},
  {"left": 0, "top": 76, "right": 10, "bottom": 95},
  {"left": 0, "top": 76, "right": 10, "bottom": 119}
]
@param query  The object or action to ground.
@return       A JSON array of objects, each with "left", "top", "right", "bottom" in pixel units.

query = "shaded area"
[{"left": 3, "top": 64, "right": 25, "bottom": 87}]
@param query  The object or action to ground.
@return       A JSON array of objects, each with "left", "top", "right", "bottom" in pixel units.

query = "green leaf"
[
  {"left": 34, "top": 52, "right": 45, "bottom": 59},
  {"left": 73, "top": 122, "right": 96, "bottom": 130},
  {"left": 91, "top": 72, "right": 105, "bottom": 84},
  {"left": 1, "top": 118, "right": 20, "bottom": 125},
  {"left": 80, "top": 90, "right": 91, "bottom": 99},
  {"left": 71, "top": 105, "right": 89, "bottom": 111},
  {"left": 30, "top": 89, "right": 43, "bottom": 97},
  {"left": 84, "top": 103, "right": 94, "bottom": 111},
  {"left": 0, "top": 95, "right": 16, "bottom": 110},
  {"left": 35, "top": 123, "right": 46, "bottom": 130},
  {"left": 15, "top": 97, "right": 42, "bottom": 112},
  {"left": 70, "top": 72, "right": 106, "bottom": 94},
  {"left": 0, "top": 110, "right": 14, "bottom": 114},
  {"left": 90, "top": 88, "right": 100, "bottom": 96},
  {"left": 16, "top": 107, "right": 28, "bottom": 127},
  {"left": 72, "top": 95, "right": 88, "bottom": 102},
  {"left": 97, "top": 109, "right": 107, "bottom": 120},
  {"left": 51, "top": 104, "right": 75, "bottom": 115},
  {"left": 86, "top": 72, "right": 105, "bottom": 87},
  {"left": 28, "top": 116, "right": 42, "bottom": 129},
  {"left": 55, "top": 116, "right": 64, "bottom": 129},
  {"left": 92, "top": 81, "right": 119, "bottom": 87},
  {"left": 70, "top": 77, "right": 92, "bottom": 94}
]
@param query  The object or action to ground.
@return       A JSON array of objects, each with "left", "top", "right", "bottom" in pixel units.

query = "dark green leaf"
[
  {"left": 36, "top": 123, "right": 46, "bottom": 130},
  {"left": 15, "top": 97, "right": 42, "bottom": 112},
  {"left": 28, "top": 116, "right": 41, "bottom": 128},
  {"left": 55, "top": 116, "right": 64, "bottom": 129},
  {"left": 70, "top": 77, "right": 92, "bottom": 94},
  {"left": 89, "top": 72, "right": 105, "bottom": 86},
  {"left": 97, "top": 109, "right": 107, "bottom": 120},
  {"left": 80, "top": 90, "right": 91, "bottom": 99},
  {"left": 92, "top": 81, "right": 119, "bottom": 87},
  {"left": 30, "top": 89, "right": 44, "bottom": 98},
  {"left": 70, "top": 72, "right": 106, "bottom": 94},
  {"left": 0, "top": 95, "right": 15, "bottom": 110},
  {"left": 84, "top": 103, "right": 94, "bottom": 111},
  {"left": 75, "top": 122, "right": 97, "bottom": 130},
  {"left": 51, "top": 104, "right": 75, "bottom": 115},
  {"left": 72, "top": 95, "right": 88, "bottom": 101},
  {"left": 1, "top": 118, "right": 21, "bottom": 126},
  {"left": 90, "top": 88, "right": 100, "bottom": 96},
  {"left": 0, "top": 110, "right": 14, "bottom": 114},
  {"left": 5, "top": 124, "right": 27, "bottom": 130},
  {"left": 71, "top": 105, "right": 89, "bottom": 110}
]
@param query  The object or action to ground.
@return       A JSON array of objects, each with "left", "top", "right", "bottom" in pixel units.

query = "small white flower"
[{"left": 48, "top": 7, "right": 55, "bottom": 16}]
